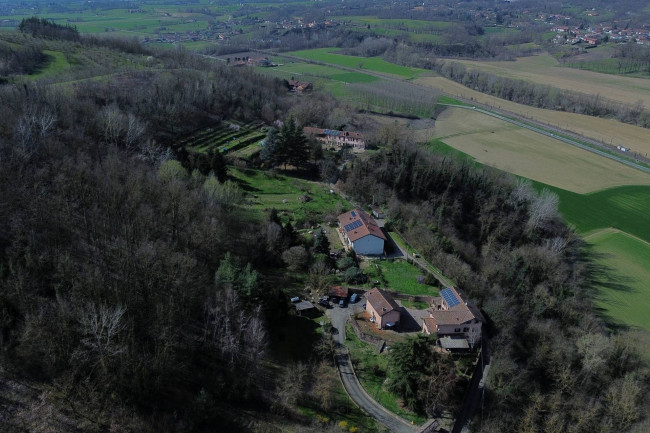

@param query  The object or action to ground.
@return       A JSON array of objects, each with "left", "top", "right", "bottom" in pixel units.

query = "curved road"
[{"left": 328, "top": 307, "right": 416, "bottom": 433}]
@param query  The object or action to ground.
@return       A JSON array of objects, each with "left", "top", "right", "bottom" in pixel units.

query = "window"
[
  {"left": 454, "top": 328, "right": 461, "bottom": 333},
  {"left": 463, "top": 327, "right": 469, "bottom": 332}
]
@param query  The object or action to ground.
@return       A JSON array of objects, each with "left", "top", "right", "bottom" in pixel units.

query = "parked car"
[
  {"left": 290, "top": 296, "right": 300, "bottom": 303},
  {"left": 318, "top": 299, "right": 329, "bottom": 308},
  {"left": 350, "top": 293, "right": 359, "bottom": 304},
  {"left": 339, "top": 298, "right": 346, "bottom": 308}
]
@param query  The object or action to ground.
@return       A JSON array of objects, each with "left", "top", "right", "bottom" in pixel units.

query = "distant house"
[
  {"left": 288, "top": 79, "right": 313, "bottom": 92},
  {"left": 338, "top": 209, "right": 386, "bottom": 255},
  {"left": 422, "top": 287, "right": 481, "bottom": 349},
  {"left": 247, "top": 56, "right": 273, "bottom": 67},
  {"left": 303, "top": 127, "right": 366, "bottom": 152},
  {"left": 365, "top": 288, "right": 400, "bottom": 329}
]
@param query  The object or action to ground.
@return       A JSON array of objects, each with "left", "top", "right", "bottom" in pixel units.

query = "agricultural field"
[
  {"left": 583, "top": 229, "right": 650, "bottom": 331},
  {"left": 538, "top": 184, "right": 650, "bottom": 243},
  {"left": 453, "top": 53, "right": 650, "bottom": 109},
  {"left": 433, "top": 107, "right": 650, "bottom": 193},
  {"left": 177, "top": 121, "right": 266, "bottom": 155},
  {"left": 416, "top": 75, "right": 650, "bottom": 154},
  {"left": 228, "top": 167, "right": 351, "bottom": 226},
  {"left": 287, "top": 48, "right": 427, "bottom": 79}
]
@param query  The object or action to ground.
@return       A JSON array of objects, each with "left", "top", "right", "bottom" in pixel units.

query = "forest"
[{"left": 0, "top": 15, "right": 649, "bottom": 433}]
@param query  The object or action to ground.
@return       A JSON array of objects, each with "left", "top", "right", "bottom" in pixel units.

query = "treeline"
[
  {"left": 339, "top": 139, "right": 649, "bottom": 431},
  {"left": 0, "top": 34, "right": 307, "bottom": 431},
  {"left": 19, "top": 17, "right": 80, "bottom": 41},
  {"left": 434, "top": 60, "right": 650, "bottom": 127}
]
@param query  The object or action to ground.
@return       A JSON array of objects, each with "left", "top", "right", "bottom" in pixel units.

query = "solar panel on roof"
[
  {"left": 441, "top": 288, "right": 460, "bottom": 308},
  {"left": 351, "top": 211, "right": 357, "bottom": 217},
  {"left": 344, "top": 220, "right": 363, "bottom": 232}
]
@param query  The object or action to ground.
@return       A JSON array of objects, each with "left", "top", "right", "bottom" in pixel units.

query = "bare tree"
[
  {"left": 78, "top": 303, "right": 126, "bottom": 371},
  {"left": 526, "top": 188, "right": 559, "bottom": 232}
]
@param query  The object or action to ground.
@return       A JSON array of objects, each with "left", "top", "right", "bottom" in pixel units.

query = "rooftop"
[
  {"left": 338, "top": 209, "right": 386, "bottom": 242},
  {"left": 365, "top": 288, "right": 400, "bottom": 316}
]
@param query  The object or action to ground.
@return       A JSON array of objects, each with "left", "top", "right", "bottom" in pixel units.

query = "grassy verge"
[
  {"left": 389, "top": 231, "right": 455, "bottom": 287},
  {"left": 346, "top": 324, "right": 427, "bottom": 425},
  {"left": 298, "top": 369, "right": 380, "bottom": 433}
]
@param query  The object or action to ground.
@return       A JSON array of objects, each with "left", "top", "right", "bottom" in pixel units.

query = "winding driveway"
[{"left": 328, "top": 307, "right": 416, "bottom": 433}]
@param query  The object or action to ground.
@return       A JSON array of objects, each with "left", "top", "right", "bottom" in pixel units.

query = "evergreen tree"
[{"left": 278, "top": 116, "right": 309, "bottom": 169}]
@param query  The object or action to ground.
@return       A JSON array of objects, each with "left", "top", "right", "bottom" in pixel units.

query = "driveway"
[{"left": 327, "top": 303, "right": 416, "bottom": 433}]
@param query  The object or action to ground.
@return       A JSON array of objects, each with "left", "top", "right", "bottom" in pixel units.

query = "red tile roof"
[
  {"left": 338, "top": 209, "right": 386, "bottom": 242},
  {"left": 365, "top": 288, "right": 400, "bottom": 316}
]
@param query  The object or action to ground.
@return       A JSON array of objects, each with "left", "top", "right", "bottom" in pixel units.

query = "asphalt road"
[{"left": 328, "top": 306, "right": 416, "bottom": 433}]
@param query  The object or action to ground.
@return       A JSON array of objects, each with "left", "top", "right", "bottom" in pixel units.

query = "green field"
[
  {"left": 585, "top": 229, "right": 650, "bottom": 330},
  {"left": 532, "top": 184, "right": 650, "bottom": 243},
  {"left": 229, "top": 167, "right": 351, "bottom": 226},
  {"left": 287, "top": 48, "right": 426, "bottom": 79}
]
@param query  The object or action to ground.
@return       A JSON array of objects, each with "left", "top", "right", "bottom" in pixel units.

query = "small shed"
[{"left": 295, "top": 301, "right": 316, "bottom": 316}]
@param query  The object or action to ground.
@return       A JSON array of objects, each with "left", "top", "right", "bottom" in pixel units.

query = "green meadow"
[
  {"left": 287, "top": 48, "right": 426, "bottom": 78},
  {"left": 533, "top": 184, "right": 650, "bottom": 243},
  {"left": 229, "top": 167, "right": 350, "bottom": 226},
  {"left": 586, "top": 229, "right": 650, "bottom": 331}
]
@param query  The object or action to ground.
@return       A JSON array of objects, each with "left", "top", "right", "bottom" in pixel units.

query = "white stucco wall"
[{"left": 352, "top": 235, "right": 384, "bottom": 255}]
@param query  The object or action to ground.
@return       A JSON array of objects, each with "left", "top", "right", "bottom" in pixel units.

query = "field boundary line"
[{"left": 583, "top": 227, "right": 650, "bottom": 247}]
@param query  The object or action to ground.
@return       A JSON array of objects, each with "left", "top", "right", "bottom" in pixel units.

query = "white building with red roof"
[{"left": 337, "top": 209, "right": 386, "bottom": 255}]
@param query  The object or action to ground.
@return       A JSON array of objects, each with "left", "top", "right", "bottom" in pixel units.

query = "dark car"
[{"left": 318, "top": 299, "right": 329, "bottom": 308}]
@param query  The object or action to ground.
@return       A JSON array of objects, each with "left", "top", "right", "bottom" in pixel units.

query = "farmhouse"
[
  {"left": 365, "top": 288, "right": 401, "bottom": 329},
  {"left": 303, "top": 127, "right": 366, "bottom": 152},
  {"left": 337, "top": 209, "right": 386, "bottom": 255},
  {"left": 288, "top": 79, "right": 313, "bottom": 92},
  {"left": 422, "top": 287, "right": 481, "bottom": 349}
]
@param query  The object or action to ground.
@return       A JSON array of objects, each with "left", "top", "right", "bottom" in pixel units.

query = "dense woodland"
[
  {"left": 0, "top": 18, "right": 649, "bottom": 433},
  {"left": 339, "top": 141, "right": 650, "bottom": 432}
]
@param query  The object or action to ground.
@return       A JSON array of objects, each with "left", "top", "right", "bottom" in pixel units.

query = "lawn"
[
  {"left": 346, "top": 324, "right": 427, "bottom": 425},
  {"left": 584, "top": 229, "right": 650, "bottom": 331},
  {"left": 433, "top": 107, "right": 650, "bottom": 193},
  {"left": 362, "top": 259, "right": 439, "bottom": 296},
  {"left": 229, "top": 167, "right": 351, "bottom": 226},
  {"left": 287, "top": 47, "right": 426, "bottom": 79}
]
